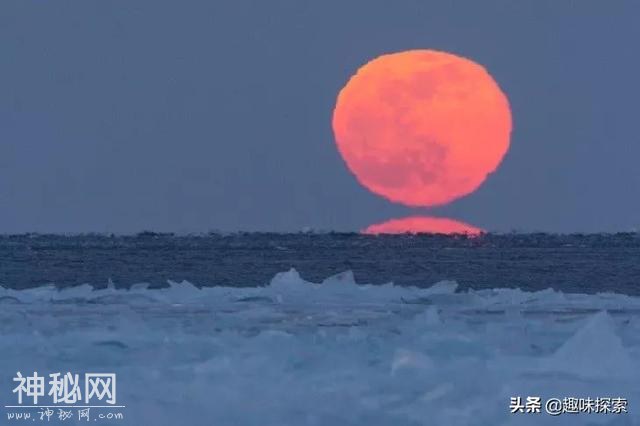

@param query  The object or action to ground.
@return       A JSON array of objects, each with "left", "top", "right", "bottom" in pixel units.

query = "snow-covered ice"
[{"left": 1, "top": 269, "right": 639, "bottom": 425}]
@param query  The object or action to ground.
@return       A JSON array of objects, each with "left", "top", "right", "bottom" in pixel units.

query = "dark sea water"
[{"left": 2, "top": 232, "right": 639, "bottom": 294}]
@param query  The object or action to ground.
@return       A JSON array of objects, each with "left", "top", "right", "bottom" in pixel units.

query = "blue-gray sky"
[{"left": 1, "top": 0, "right": 638, "bottom": 233}]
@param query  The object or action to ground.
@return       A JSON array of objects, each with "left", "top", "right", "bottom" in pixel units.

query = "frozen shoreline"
[{"left": 2, "top": 269, "right": 639, "bottom": 425}]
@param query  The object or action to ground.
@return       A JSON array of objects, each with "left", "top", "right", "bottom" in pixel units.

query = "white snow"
[{"left": 1, "top": 269, "right": 639, "bottom": 425}]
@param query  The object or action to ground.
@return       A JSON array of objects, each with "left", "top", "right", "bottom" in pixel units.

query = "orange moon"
[
  {"left": 332, "top": 50, "right": 512, "bottom": 207},
  {"left": 364, "top": 216, "right": 482, "bottom": 235}
]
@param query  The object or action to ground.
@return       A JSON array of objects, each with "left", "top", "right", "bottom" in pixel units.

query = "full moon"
[{"left": 332, "top": 50, "right": 512, "bottom": 206}]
